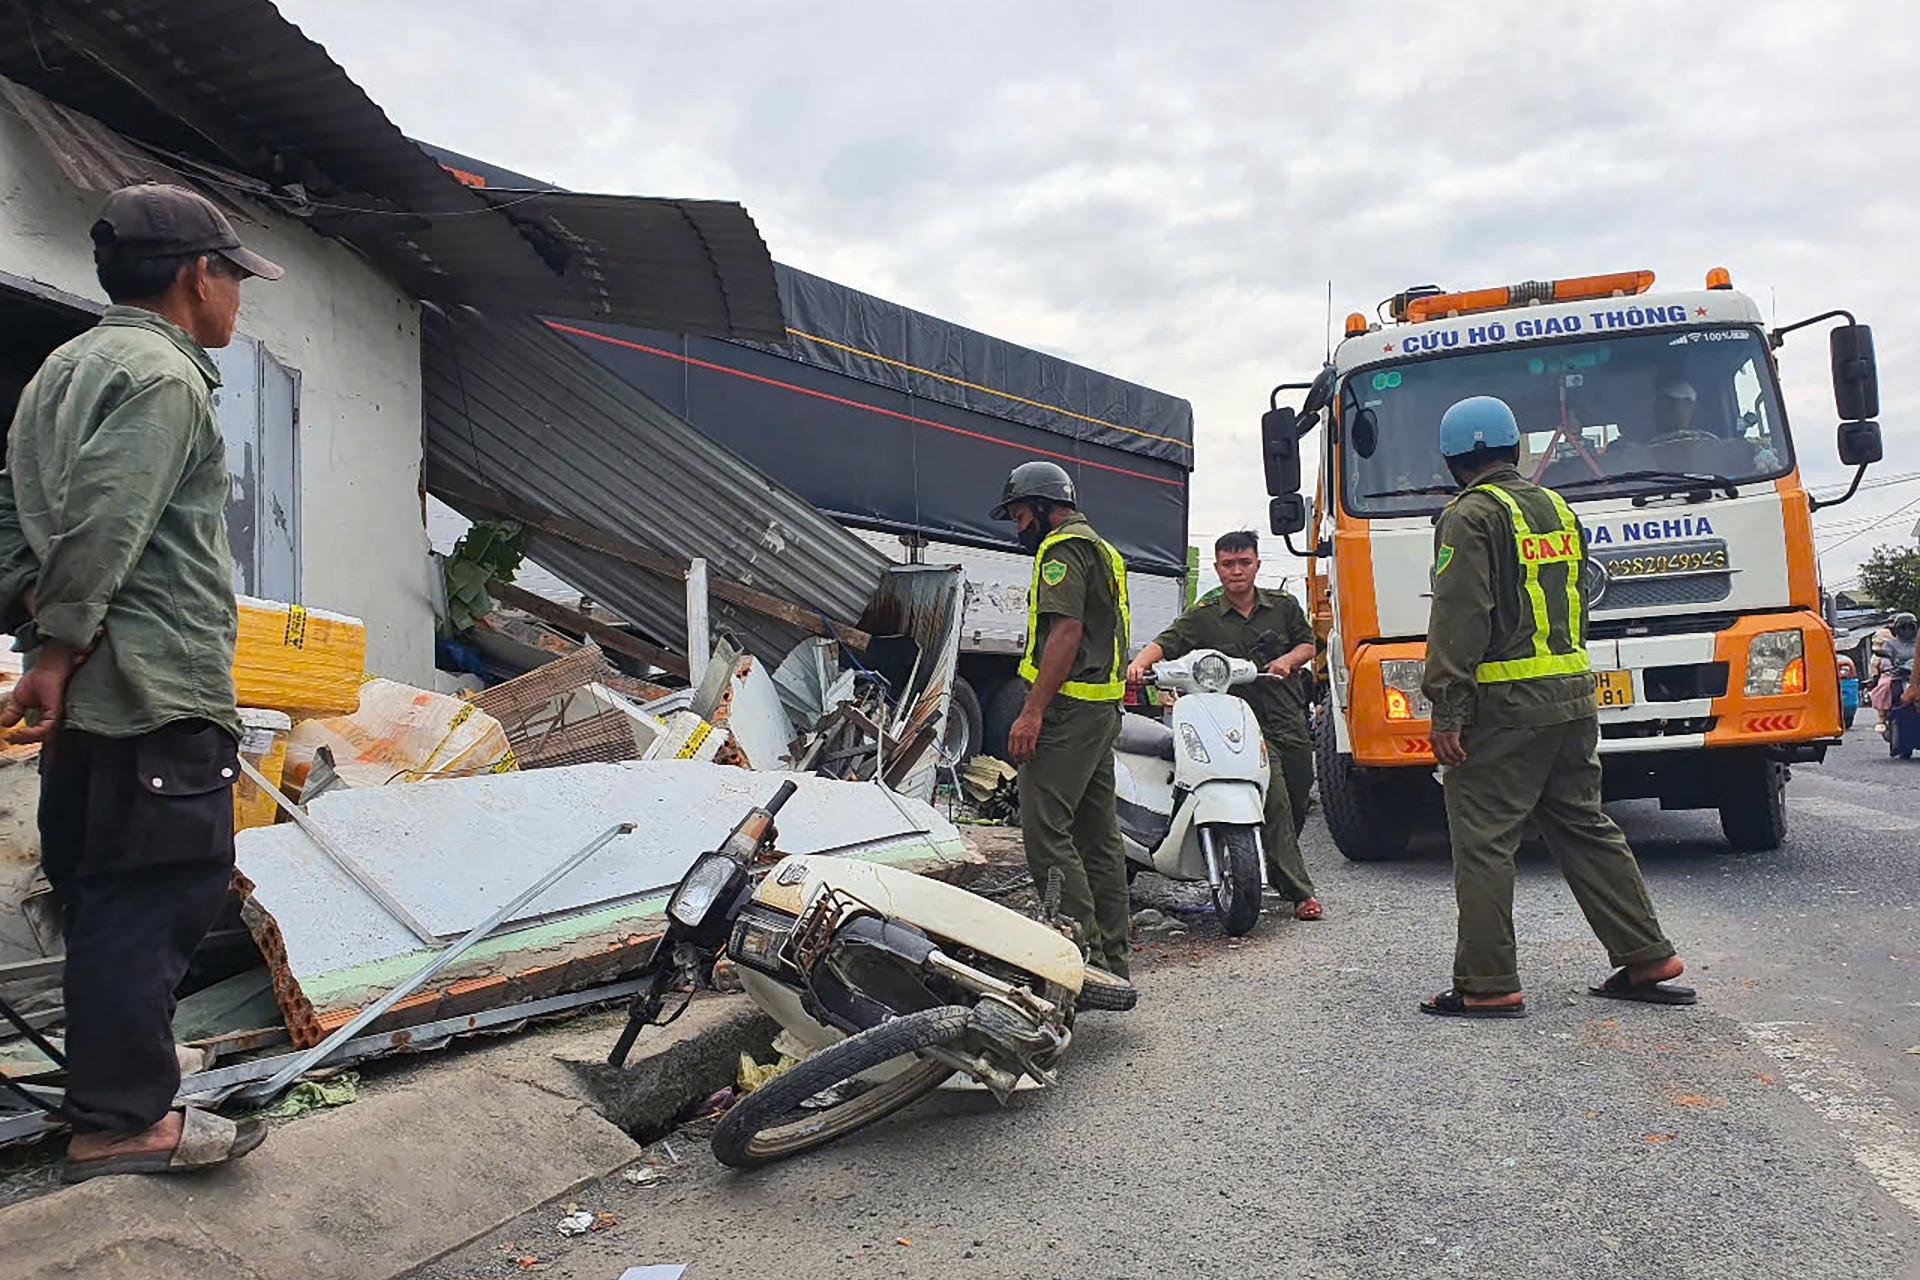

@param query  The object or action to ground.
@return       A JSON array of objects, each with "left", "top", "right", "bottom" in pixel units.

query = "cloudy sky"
[{"left": 285, "top": 0, "right": 1918, "bottom": 597}]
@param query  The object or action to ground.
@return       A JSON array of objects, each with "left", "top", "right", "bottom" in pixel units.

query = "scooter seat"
[{"left": 1115, "top": 712, "right": 1177, "bottom": 762}]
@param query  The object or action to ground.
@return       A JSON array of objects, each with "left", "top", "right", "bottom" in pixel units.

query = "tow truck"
[{"left": 1261, "top": 268, "right": 1883, "bottom": 858}]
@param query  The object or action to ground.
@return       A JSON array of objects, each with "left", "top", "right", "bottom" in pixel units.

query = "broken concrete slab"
[{"left": 235, "top": 762, "right": 974, "bottom": 1040}]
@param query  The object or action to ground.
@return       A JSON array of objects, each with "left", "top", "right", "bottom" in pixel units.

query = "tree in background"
[{"left": 1857, "top": 544, "right": 1920, "bottom": 617}]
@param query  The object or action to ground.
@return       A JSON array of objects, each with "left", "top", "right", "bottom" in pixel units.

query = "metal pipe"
[
  {"left": 236, "top": 755, "right": 440, "bottom": 947},
  {"left": 686, "top": 558, "right": 710, "bottom": 681},
  {"left": 230, "top": 822, "right": 636, "bottom": 1107}
]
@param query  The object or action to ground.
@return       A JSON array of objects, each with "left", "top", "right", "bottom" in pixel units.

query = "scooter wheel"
[
  {"left": 1077, "top": 966, "right": 1139, "bottom": 1011},
  {"left": 711, "top": 1006, "right": 969, "bottom": 1169}
]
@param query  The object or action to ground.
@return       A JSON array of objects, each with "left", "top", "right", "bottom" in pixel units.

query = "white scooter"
[{"left": 1112, "top": 649, "right": 1269, "bottom": 935}]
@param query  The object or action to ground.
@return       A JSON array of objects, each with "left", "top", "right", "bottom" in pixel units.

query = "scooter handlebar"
[{"left": 763, "top": 779, "right": 800, "bottom": 816}]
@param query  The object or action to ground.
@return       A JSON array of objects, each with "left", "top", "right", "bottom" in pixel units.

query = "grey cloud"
[{"left": 281, "top": 0, "right": 1920, "bottom": 578}]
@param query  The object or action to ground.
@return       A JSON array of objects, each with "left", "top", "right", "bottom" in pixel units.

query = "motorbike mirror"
[
  {"left": 1351, "top": 408, "right": 1380, "bottom": 459},
  {"left": 1831, "top": 323, "right": 1879, "bottom": 421},
  {"left": 1838, "top": 419, "right": 1882, "bottom": 467},
  {"left": 1261, "top": 408, "right": 1302, "bottom": 496}
]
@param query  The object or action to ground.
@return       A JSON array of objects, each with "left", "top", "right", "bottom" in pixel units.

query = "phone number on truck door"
[{"left": 1600, "top": 548, "right": 1730, "bottom": 577}]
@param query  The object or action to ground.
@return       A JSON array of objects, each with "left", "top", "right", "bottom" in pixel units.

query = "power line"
[{"left": 1817, "top": 492, "right": 1920, "bottom": 555}]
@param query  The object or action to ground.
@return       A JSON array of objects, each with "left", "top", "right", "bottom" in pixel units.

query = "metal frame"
[{"left": 0, "top": 976, "right": 654, "bottom": 1146}]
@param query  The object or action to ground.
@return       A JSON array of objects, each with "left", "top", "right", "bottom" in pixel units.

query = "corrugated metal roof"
[
  {"left": 0, "top": 3, "right": 785, "bottom": 338},
  {"left": 422, "top": 307, "right": 890, "bottom": 667}
]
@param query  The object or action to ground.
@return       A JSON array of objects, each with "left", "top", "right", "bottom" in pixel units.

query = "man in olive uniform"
[
  {"left": 994, "top": 461, "right": 1133, "bottom": 980},
  {"left": 1418, "top": 396, "right": 1691, "bottom": 1018},
  {"left": 1127, "top": 531, "right": 1323, "bottom": 920}
]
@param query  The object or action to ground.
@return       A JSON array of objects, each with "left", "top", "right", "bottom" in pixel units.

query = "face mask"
[{"left": 1017, "top": 522, "right": 1046, "bottom": 554}]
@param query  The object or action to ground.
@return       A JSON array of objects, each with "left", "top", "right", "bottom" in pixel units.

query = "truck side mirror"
[
  {"left": 1838, "top": 420, "right": 1883, "bottom": 467},
  {"left": 1831, "top": 323, "right": 1878, "bottom": 421},
  {"left": 1262, "top": 407, "right": 1302, "bottom": 496},
  {"left": 1269, "top": 495, "right": 1307, "bottom": 536}
]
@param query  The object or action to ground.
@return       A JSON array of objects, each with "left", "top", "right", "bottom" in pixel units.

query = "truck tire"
[
  {"left": 980, "top": 676, "right": 1027, "bottom": 763},
  {"left": 1719, "top": 753, "right": 1787, "bottom": 852},
  {"left": 1314, "top": 693, "right": 1413, "bottom": 862},
  {"left": 943, "top": 677, "right": 985, "bottom": 764}
]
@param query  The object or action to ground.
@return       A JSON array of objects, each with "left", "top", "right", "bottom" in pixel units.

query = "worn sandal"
[
  {"left": 1294, "top": 898, "right": 1325, "bottom": 922},
  {"left": 1588, "top": 968, "right": 1696, "bottom": 1006},
  {"left": 1419, "top": 989, "right": 1527, "bottom": 1019},
  {"left": 62, "top": 1107, "right": 266, "bottom": 1183}
]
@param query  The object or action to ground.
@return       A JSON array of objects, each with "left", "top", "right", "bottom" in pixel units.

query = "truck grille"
[{"left": 1588, "top": 539, "right": 1732, "bottom": 612}]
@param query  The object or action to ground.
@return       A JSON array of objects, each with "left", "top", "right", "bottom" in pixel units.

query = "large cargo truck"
[
  {"left": 1259, "top": 267, "right": 1884, "bottom": 858},
  {"left": 425, "top": 146, "right": 1195, "bottom": 761}
]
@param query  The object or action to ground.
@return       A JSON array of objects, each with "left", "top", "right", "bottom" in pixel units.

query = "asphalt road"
[{"left": 427, "top": 724, "right": 1920, "bottom": 1280}]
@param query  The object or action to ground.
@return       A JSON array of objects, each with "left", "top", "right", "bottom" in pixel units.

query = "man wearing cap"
[
  {"left": 992, "top": 460, "right": 1134, "bottom": 982},
  {"left": 0, "top": 184, "right": 282, "bottom": 1179},
  {"left": 1417, "top": 395, "right": 1690, "bottom": 1019}
]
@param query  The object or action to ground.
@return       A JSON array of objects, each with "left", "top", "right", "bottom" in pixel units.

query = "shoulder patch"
[
  {"left": 1040, "top": 560, "right": 1069, "bottom": 586},
  {"left": 1435, "top": 545, "right": 1455, "bottom": 576}
]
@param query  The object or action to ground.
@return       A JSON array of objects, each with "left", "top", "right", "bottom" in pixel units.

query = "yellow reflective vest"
[
  {"left": 1469, "top": 481, "right": 1590, "bottom": 685},
  {"left": 1019, "top": 526, "right": 1130, "bottom": 702}
]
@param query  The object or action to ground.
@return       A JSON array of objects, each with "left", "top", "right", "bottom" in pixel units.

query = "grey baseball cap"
[{"left": 93, "top": 183, "right": 284, "bottom": 281}]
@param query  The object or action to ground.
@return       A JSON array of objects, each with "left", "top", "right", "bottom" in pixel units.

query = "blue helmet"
[{"left": 1438, "top": 396, "right": 1521, "bottom": 458}]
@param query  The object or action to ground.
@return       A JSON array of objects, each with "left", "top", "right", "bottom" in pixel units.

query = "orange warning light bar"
[
  {"left": 1401, "top": 270, "right": 1656, "bottom": 323},
  {"left": 1344, "top": 312, "right": 1368, "bottom": 337},
  {"left": 1706, "top": 266, "right": 1733, "bottom": 290}
]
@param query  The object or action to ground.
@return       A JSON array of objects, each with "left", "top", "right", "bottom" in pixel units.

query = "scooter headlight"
[
  {"left": 1179, "top": 723, "right": 1212, "bottom": 764},
  {"left": 1192, "top": 653, "right": 1233, "bottom": 693},
  {"left": 728, "top": 905, "right": 797, "bottom": 975},
  {"left": 668, "top": 853, "right": 743, "bottom": 928}
]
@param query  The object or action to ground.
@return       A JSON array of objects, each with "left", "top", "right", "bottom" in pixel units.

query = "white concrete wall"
[{"left": 0, "top": 109, "right": 434, "bottom": 684}]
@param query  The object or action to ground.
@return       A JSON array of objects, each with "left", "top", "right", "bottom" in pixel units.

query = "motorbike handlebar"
[{"left": 764, "top": 779, "right": 800, "bottom": 816}]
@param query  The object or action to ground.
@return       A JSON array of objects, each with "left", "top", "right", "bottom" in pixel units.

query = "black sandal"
[
  {"left": 1419, "top": 989, "right": 1527, "bottom": 1019},
  {"left": 1588, "top": 968, "right": 1696, "bottom": 1006}
]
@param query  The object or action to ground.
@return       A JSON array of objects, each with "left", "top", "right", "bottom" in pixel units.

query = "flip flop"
[
  {"left": 62, "top": 1107, "right": 266, "bottom": 1184},
  {"left": 1419, "top": 989, "right": 1526, "bottom": 1019},
  {"left": 1588, "top": 968, "right": 1696, "bottom": 1006}
]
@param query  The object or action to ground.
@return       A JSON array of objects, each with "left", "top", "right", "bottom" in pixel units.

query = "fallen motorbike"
[
  {"left": 610, "top": 780, "right": 1138, "bottom": 1168},
  {"left": 1112, "top": 647, "right": 1268, "bottom": 935}
]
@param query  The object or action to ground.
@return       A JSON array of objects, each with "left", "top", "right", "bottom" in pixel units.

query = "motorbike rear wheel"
[
  {"left": 710, "top": 1006, "right": 968, "bottom": 1169},
  {"left": 1209, "top": 826, "right": 1262, "bottom": 936}
]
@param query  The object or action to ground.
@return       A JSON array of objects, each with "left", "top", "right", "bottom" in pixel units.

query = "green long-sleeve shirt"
[
  {"left": 1420, "top": 464, "right": 1596, "bottom": 734},
  {"left": 1153, "top": 587, "right": 1316, "bottom": 749},
  {"left": 0, "top": 306, "right": 241, "bottom": 739}
]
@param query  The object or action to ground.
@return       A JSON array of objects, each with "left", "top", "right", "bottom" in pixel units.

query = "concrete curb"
[{"left": 0, "top": 993, "right": 765, "bottom": 1280}]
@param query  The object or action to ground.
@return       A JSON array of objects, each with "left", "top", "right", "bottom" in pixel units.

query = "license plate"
[{"left": 1595, "top": 669, "right": 1634, "bottom": 708}]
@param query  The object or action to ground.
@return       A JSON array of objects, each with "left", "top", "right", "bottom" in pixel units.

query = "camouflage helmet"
[{"left": 990, "top": 460, "right": 1077, "bottom": 520}]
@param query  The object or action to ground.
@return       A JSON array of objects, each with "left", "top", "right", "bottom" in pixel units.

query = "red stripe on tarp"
[{"left": 545, "top": 321, "right": 1187, "bottom": 490}]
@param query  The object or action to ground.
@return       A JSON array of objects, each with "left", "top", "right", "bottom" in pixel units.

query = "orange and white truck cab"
[{"left": 1260, "top": 269, "right": 1885, "bottom": 860}]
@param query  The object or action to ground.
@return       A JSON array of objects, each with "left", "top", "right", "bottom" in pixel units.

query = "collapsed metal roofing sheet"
[
  {"left": 423, "top": 307, "right": 891, "bottom": 665},
  {"left": 0, "top": 3, "right": 785, "bottom": 338}
]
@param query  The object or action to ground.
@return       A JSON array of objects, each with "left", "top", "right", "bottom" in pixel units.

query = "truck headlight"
[
  {"left": 1380, "top": 660, "right": 1433, "bottom": 721},
  {"left": 1192, "top": 653, "right": 1232, "bottom": 693},
  {"left": 1743, "top": 629, "right": 1806, "bottom": 697}
]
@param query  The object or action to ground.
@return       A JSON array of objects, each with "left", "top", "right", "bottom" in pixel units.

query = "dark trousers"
[
  {"left": 1262, "top": 743, "right": 1317, "bottom": 900},
  {"left": 1017, "top": 699, "right": 1130, "bottom": 978},
  {"left": 1442, "top": 717, "right": 1673, "bottom": 996},
  {"left": 39, "top": 720, "right": 238, "bottom": 1133}
]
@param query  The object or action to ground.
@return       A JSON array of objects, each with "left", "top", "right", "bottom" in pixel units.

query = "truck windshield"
[{"left": 1341, "top": 326, "right": 1792, "bottom": 517}]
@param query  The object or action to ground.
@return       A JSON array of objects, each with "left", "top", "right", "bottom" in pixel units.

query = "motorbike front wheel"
[
  {"left": 711, "top": 1006, "right": 968, "bottom": 1169},
  {"left": 1210, "top": 826, "right": 1263, "bottom": 936}
]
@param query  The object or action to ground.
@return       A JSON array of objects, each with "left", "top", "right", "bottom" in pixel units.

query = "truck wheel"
[
  {"left": 1313, "top": 693, "right": 1413, "bottom": 862},
  {"left": 1719, "top": 753, "right": 1787, "bottom": 851},
  {"left": 980, "top": 677, "right": 1027, "bottom": 762},
  {"left": 943, "top": 677, "right": 984, "bottom": 764}
]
